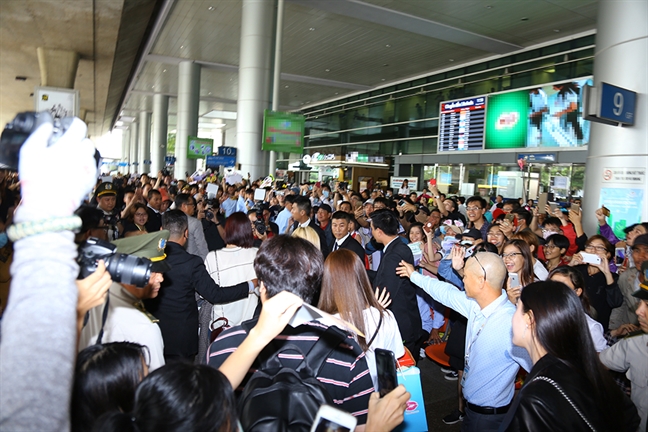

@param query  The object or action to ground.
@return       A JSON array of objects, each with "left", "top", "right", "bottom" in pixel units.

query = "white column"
[
  {"left": 176, "top": 61, "right": 200, "bottom": 179},
  {"left": 129, "top": 122, "right": 139, "bottom": 174},
  {"left": 121, "top": 128, "right": 131, "bottom": 175},
  {"left": 138, "top": 111, "right": 152, "bottom": 175},
  {"left": 151, "top": 94, "right": 169, "bottom": 174},
  {"left": 237, "top": 0, "right": 274, "bottom": 180},
  {"left": 268, "top": 0, "right": 285, "bottom": 175},
  {"left": 582, "top": 0, "right": 648, "bottom": 236}
]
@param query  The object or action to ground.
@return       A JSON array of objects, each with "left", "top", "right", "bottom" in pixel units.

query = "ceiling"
[{"left": 1, "top": 0, "right": 598, "bottom": 141}]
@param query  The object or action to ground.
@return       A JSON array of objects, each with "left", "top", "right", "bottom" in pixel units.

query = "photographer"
[
  {"left": 201, "top": 200, "right": 226, "bottom": 251},
  {"left": 0, "top": 114, "right": 97, "bottom": 430}
]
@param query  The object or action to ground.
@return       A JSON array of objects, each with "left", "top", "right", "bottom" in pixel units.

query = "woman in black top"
[
  {"left": 569, "top": 235, "right": 623, "bottom": 332},
  {"left": 500, "top": 281, "right": 639, "bottom": 432}
]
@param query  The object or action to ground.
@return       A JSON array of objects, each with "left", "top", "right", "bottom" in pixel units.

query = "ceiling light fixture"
[
  {"left": 381, "top": 78, "right": 386, "bottom": 81},
  {"left": 208, "top": 92, "right": 212, "bottom": 95},
  {"left": 151, "top": 85, "right": 155, "bottom": 89},
  {"left": 309, "top": 27, "right": 315, "bottom": 31},
  {"left": 554, "top": 29, "right": 560, "bottom": 32},
  {"left": 163, "top": 69, "right": 167, "bottom": 73},
  {"left": 521, "top": 17, "right": 529, "bottom": 21},
  {"left": 325, "top": 69, "right": 330, "bottom": 72},
  {"left": 449, "top": 59, "right": 454, "bottom": 62},
  {"left": 385, "top": 44, "right": 391, "bottom": 48},
  {"left": 284, "top": 85, "right": 289, "bottom": 88},
  {"left": 180, "top": 45, "right": 185, "bottom": 49},
  {"left": 15, "top": 76, "right": 27, "bottom": 81},
  {"left": 383, "top": 63, "right": 388, "bottom": 67},
  {"left": 485, "top": 5, "right": 492, "bottom": 9},
  {"left": 208, "top": 6, "right": 214, "bottom": 10}
]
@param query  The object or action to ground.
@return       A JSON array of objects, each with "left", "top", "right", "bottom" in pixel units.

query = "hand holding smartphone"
[
  {"left": 375, "top": 348, "right": 397, "bottom": 398},
  {"left": 581, "top": 252, "right": 602, "bottom": 265},
  {"left": 508, "top": 272, "right": 520, "bottom": 288},
  {"left": 310, "top": 405, "right": 357, "bottom": 432}
]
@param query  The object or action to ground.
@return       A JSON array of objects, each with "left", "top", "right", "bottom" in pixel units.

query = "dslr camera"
[{"left": 78, "top": 237, "right": 152, "bottom": 288}]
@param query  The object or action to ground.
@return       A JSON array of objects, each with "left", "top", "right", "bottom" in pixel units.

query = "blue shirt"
[
  {"left": 411, "top": 272, "right": 532, "bottom": 407},
  {"left": 275, "top": 207, "right": 292, "bottom": 234},
  {"left": 236, "top": 195, "right": 247, "bottom": 214},
  {"left": 221, "top": 198, "right": 237, "bottom": 218}
]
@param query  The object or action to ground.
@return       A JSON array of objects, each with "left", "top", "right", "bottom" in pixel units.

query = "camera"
[
  {"left": 253, "top": 219, "right": 266, "bottom": 235},
  {"left": 0, "top": 111, "right": 70, "bottom": 171},
  {"left": 78, "top": 237, "right": 152, "bottom": 287},
  {"left": 161, "top": 167, "right": 171, "bottom": 177}
]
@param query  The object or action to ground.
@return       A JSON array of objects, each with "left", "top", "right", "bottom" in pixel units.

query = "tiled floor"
[{"left": 418, "top": 356, "right": 463, "bottom": 432}]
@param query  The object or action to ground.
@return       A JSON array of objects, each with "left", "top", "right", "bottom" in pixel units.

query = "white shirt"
[
  {"left": 533, "top": 259, "right": 549, "bottom": 281},
  {"left": 585, "top": 314, "right": 607, "bottom": 352},
  {"left": 333, "top": 233, "right": 350, "bottom": 251},
  {"left": 335, "top": 307, "right": 404, "bottom": 389}
]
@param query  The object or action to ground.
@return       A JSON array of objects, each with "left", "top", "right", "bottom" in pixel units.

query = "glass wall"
[{"left": 301, "top": 35, "right": 595, "bottom": 156}]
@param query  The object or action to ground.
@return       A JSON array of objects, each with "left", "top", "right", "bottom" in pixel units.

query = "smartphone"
[
  {"left": 398, "top": 199, "right": 406, "bottom": 207},
  {"left": 375, "top": 348, "right": 397, "bottom": 397},
  {"left": 509, "top": 272, "right": 520, "bottom": 288},
  {"left": 615, "top": 248, "right": 625, "bottom": 266},
  {"left": 571, "top": 203, "right": 580, "bottom": 213},
  {"left": 537, "top": 193, "right": 548, "bottom": 213},
  {"left": 505, "top": 213, "right": 515, "bottom": 223},
  {"left": 549, "top": 202, "right": 559, "bottom": 213},
  {"left": 601, "top": 206, "right": 611, "bottom": 217},
  {"left": 581, "top": 252, "right": 602, "bottom": 265},
  {"left": 310, "top": 405, "right": 357, "bottom": 432}
]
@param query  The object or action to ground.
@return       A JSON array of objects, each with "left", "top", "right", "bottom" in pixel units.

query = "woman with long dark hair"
[
  {"left": 500, "top": 281, "right": 639, "bottom": 431},
  {"left": 93, "top": 362, "right": 239, "bottom": 432},
  {"left": 318, "top": 249, "right": 404, "bottom": 388},
  {"left": 502, "top": 239, "right": 535, "bottom": 304},
  {"left": 71, "top": 342, "right": 149, "bottom": 432}
]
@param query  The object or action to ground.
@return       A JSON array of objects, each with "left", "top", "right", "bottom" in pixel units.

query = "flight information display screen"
[{"left": 438, "top": 96, "right": 486, "bottom": 151}]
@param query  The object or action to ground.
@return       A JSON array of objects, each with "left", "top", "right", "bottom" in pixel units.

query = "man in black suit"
[
  {"left": 290, "top": 196, "right": 330, "bottom": 258},
  {"left": 330, "top": 211, "right": 366, "bottom": 264},
  {"left": 144, "top": 210, "right": 253, "bottom": 363},
  {"left": 367, "top": 209, "right": 423, "bottom": 356},
  {"left": 145, "top": 189, "right": 163, "bottom": 232}
]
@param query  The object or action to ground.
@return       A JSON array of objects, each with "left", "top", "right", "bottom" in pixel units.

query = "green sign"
[
  {"left": 187, "top": 136, "right": 213, "bottom": 159},
  {"left": 261, "top": 110, "right": 305, "bottom": 153},
  {"left": 485, "top": 90, "right": 528, "bottom": 149}
]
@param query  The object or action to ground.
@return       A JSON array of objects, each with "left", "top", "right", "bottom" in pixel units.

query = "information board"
[
  {"left": 187, "top": 136, "right": 213, "bottom": 159},
  {"left": 599, "top": 83, "right": 636, "bottom": 125},
  {"left": 261, "top": 110, "right": 305, "bottom": 153},
  {"left": 438, "top": 96, "right": 486, "bottom": 151}
]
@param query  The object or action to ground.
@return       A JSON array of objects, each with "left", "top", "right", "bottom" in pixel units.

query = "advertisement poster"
[
  {"left": 599, "top": 188, "right": 644, "bottom": 239},
  {"left": 34, "top": 86, "right": 79, "bottom": 119},
  {"left": 261, "top": 110, "right": 305, "bottom": 153},
  {"left": 485, "top": 78, "right": 592, "bottom": 149},
  {"left": 187, "top": 136, "right": 213, "bottom": 159}
]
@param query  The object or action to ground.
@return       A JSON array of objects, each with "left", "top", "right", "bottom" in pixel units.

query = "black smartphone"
[
  {"left": 375, "top": 348, "right": 397, "bottom": 397},
  {"left": 398, "top": 199, "right": 406, "bottom": 207}
]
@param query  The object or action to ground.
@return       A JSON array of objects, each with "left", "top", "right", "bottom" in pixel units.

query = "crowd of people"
[{"left": 0, "top": 118, "right": 647, "bottom": 432}]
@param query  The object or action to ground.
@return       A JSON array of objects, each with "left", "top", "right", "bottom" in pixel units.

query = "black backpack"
[{"left": 237, "top": 322, "right": 347, "bottom": 432}]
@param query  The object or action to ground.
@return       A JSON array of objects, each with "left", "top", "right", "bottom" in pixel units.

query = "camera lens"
[
  {"left": 105, "top": 253, "right": 152, "bottom": 287},
  {"left": 12, "top": 113, "right": 37, "bottom": 134}
]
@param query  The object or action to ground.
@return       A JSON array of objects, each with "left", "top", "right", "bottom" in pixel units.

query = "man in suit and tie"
[
  {"left": 290, "top": 196, "right": 330, "bottom": 258},
  {"left": 330, "top": 211, "right": 366, "bottom": 264},
  {"left": 367, "top": 209, "right": 423, "bottom": 356},
  {"left": 144, "top": 210, "right": 253, "bottom": 363}
]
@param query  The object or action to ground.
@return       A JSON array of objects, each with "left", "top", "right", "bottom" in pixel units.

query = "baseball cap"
[
  {"left": 632, "top": 260, "right": 648, "bottom": 300},
  {"left": 456, "top": 228, "right": 482, "bottom": 241},
  {"left": 632, "top": 234, "right": 648, "bottom": 249}
]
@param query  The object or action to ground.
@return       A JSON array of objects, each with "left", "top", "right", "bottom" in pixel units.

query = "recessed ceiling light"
[
  {"left": 335, "top": 92, "right": 339, "bottom": 95},
  {"left": 208, "top": 92, "right": 212, "bottom": 95},
  {"left": 208, "top": 6, "right": 214, "bottom": 10},
  {"left": 521, "top": 17, "right": 529, "bottom": 21},
  {"left": 309, "top": 27, "right": 315, "bottom": 31},
  {"left": 385, "top": 44, "right": 391, "bottom": 48},
  {"left": 383, "top": 63, "right": 389, "bottom": 67},
  {"left": 381, "top": 78, "right": 386, "bottom": 81},
  {"left": 163, "top": 69, "right": 167, "bottom": 73},
  {"left": 553, "top": 29, "right": 560, "bottom": 32},
  {"left": 325, "top": 69, "right": 330, "bottom": 72},
  {"left": 449, "top": 59, "right": 454, "bottom": 62},
  {"left": 284, "top": 85, "right": 289, "bottom": 88},
  {"left": 151, "top": 85, "right": 155, "bottom": 89},
  {"left": 180, "top": 45, "right": 184, "bottom": 49},
  {"left": 485, "top": 5, "right": 492, "bottom": 8}
]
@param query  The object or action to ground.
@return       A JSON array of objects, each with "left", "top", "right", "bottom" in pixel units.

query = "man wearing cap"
[
  {"left": 95, "top": 182, "right": 121, "bottom": 240},
  {"left": 79, "top": 230, "right": 171, "bottom": 371},
  {"left": 145, "top": 210, "right": 252, "bottom": 363},
  {"left": 610, "top": 233, "right": 648, "bottom": 333},
  {"left": 315, "top": 203, "right": 334, "bottom": 250},
  {"left": 600, "top": 255, "right": 648, "bottom": 431}
]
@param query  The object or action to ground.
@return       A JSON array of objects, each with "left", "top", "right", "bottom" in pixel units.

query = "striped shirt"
[{"left": 207, "top": 320, "right": 375, "bottom": 423}]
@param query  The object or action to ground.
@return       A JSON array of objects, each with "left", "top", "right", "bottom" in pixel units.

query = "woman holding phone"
[
  {"left": 502, "top": 240, "right": 536, "bottom": 304},
  {"left": 569, "top": 235, "right": 623, "bottom": 332}
]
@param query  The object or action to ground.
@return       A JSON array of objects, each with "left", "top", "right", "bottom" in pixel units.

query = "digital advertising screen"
[
  {"left": 485, "top": 78, "right": 592, "bottom": 149},
  {"left": 187, "top": 136, "right": 214, "bottom": 159},
  {"left": 261, "top": 110, "right": 305, "bottom": 153},
  {"left": 438, "top": 96, "right": 486, "bottom": 152}
]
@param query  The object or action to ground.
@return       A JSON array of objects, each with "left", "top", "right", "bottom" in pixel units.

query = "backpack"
[{"left": 237, "top": 321, "right": 347, "bottom": 432}]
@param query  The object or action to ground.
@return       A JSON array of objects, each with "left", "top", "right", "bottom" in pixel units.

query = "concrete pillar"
[
  {"left": 582, "top": 0, "right": 648, "bottom": 236},
  {"left": 151, "top": 94, "right": 169, "bottom": 174},
  {"left": 175, "top": 61, "right": 200, "bottom": 179},
  {"left": 237, "top": 0, "right": 274, "bottom": 180},
  {"left": 138, "top": 111, "right": 152, "bottom": 174},
  {"left": 36, "top": 48, "right": 79, "bottom": 88},
  {"left": 130, "top": 122, "right": 139, "bottom": 174},
  {"left": 121, "top": 129, "right": 131, "bottom": 175},
  {"left": 268, "top": 0, "right": 285, "bottom": 176}
]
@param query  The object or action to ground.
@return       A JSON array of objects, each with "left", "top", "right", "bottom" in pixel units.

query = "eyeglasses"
[
  {"left": 466, "top": 206, "right": 482, "bottom": 212},
  {"left": 472, "top": 254, "right": 486, "bottom": 280},
  {"left": 585, "top": 245, "right": 607, "bottom": 253},
  {"left": 543, "top": 244, "right": 558, "bottom": 250},
  {"left": 502, "top": 252, "right": 522, "bottom": 259}
]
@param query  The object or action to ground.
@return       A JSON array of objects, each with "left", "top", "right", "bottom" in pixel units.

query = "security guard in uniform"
[{"left": 95, "top": 182, "right": 121, "bottom": 240}]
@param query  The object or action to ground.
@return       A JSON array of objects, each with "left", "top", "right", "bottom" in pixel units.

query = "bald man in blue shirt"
[{"left": 397, "top": 252, "right": 532, "bottom": 432}]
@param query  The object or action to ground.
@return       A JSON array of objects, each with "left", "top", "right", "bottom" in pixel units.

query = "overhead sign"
[
  {"left": 218, "top": 146, "right": 237, "bottom": 157},
  {"left": 517, "top": 153, "right": 556, "bottom": 163},
  {"left": 439, "top": 95, "right": 487, "bottom": 152},
  {"left": 599, "top": 83, "right": 636, "bottom": 125},
  {"left": 390, "top": 177, "right": 418, "bottom": 190},
  {"left": 206, "top": 155, "right": 236, "bottom": 168},
  {"left": 165, "top": 156, "right": 176, "bottom": 165},
  {"left": 602, "top": 167, "right": 646, "bottom": 184}
]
